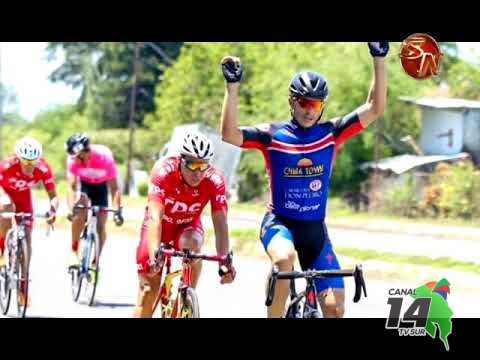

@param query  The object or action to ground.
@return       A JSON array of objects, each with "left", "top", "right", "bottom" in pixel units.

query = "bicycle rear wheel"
[
  {"left": 16, "top": 237, "right": 29, "bottom": 318},
  {"left": 178, "top": 287, "right": 200, "bottom": 318}
]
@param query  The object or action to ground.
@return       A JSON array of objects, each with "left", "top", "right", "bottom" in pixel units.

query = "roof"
[
  {"left": 400, "top": 96, "right": 480, "bottom": 110},
  {"left": 360, "top": 153, "right": 471, "bottom": 175}
]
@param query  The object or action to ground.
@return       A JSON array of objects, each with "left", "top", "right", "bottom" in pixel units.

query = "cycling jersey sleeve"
[
  {"left": 209, "top": 172, "right": 228, "bottom": 213},
  {"left": 147, "top": 162, "right": 168, "bottom": 204},
  {"left": 66, "top": 156, "right": 77, "bottom": 179},
  {"left": 241, "top": 124, "right": 272, "bottom": 150},
  {"left": 104, "top": 152, "right": 119, "bottom": 181},
  {"left": 39, "top": 160, "right": 56, "bottom": 192},
  {"left": 333, "top": 111, "right": 365, "bottom": 148}
]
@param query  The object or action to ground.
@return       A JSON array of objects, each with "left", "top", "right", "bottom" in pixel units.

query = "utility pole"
[{"left": 124, "top": 42, "right": 143, "bottom": 195}]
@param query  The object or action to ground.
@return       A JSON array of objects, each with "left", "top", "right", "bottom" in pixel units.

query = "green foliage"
[
  {"left": 237, "top": 151, "right": 269, "bottom": 202},
  {"left": 1, "top": 102, "right": 165, "bottom": 189},
  {"left": 47, "top": 42, "right": 183, "bottom": 128},
  {"left": 424, "top": 161, "right": 480, "bottom": 219},
  {"left": 381, "top": 173, "right": 421, "bottom": 218},
  {"left": 446, "top": 60, "right": 480, "bottom": 99},
  {"left": 137, "top": 182, "right": 149, "bottom": 197}
]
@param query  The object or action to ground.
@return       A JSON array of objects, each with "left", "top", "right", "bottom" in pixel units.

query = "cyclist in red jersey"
[
  {"left": 134, "top": 132, "right": 236, "bottom": 318},
  {"left": 0, "top": 137, "right": 59, "bottom": 306}
]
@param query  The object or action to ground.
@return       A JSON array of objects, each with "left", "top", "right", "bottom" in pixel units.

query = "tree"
[{"left": 47, "top": 42, "right": 183, "bottom": 128}]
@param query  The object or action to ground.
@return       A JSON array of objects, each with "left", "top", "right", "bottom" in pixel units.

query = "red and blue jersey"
[{"left": 241, "top": 112, "right": 364, "bottom": 221}]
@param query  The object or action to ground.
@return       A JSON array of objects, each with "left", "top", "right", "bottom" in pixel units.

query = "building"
[{"left": 401, "top": 96, "right": 480, "bottom": 164}]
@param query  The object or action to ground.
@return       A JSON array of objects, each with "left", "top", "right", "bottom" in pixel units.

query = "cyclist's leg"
[
  {"left": 177, "top": 218, "right": 204, "bottom": 289},
  {"left": 134, "top": 218, "right": 170, "bottom": 318},
  {"left": 135, "top": 273, "right": 162, "bottom": 318},
  {"left": 71, "top": 189, "right": 89, "bottom": 256},
  {"left": 260, "top": 212, "right": 296, "bottom": 318},
  {"left": 308, "top": 238, "right": 345, "bottom": 318},
  {"left": 13, "top": 195, "right": 34, "bottom": 303},
  {"left": 0, "top": 188, "right": 15, "bottom": 261},
  {"left": 92, "top": 182, "right": 109, "bottom": 260}
]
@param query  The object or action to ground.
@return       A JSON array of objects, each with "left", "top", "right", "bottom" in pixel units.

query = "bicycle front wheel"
[
  {"left": 16, "top": 237, "right": 29, "bottom": 318},
  {"left": 70, "top": 265, "right": 82, "bottom": 302},
  {"left": 178, "top": 287, "right": 200, "bottom": 318},
  {"left": 0, "top": 231, "right": 16, "bottom": 315},
  {"left": 83, "top": 232, "right": 99, "bottom": 307},
  {"left": 0, "top": 263, "right": 11, "bottom": 315}
]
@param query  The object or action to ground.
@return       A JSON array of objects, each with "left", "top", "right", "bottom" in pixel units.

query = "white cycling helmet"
[
  {"left": 180, "top": 132, "right": 215, "bottom": 161},
  {"left": 15, "top": 137, "right": 43, "bottom": 161}
]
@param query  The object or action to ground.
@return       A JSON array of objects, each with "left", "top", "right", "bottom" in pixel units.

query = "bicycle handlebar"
[
  {"left": 154, "top": 245, "right": 233, "bottom": 276},
  {"left": 0, "top": 211, "right": 48, "bottom": 219},
  {"left": 265, "top": 264, "right": 367, "bottom": 307},
  {"left": 73, "top": 205, "right": 119, "bottom": 213},
  {"left": 155, "top": 245, "right": 233, "bottom": 263},
  {"left": 0, "top": 211, "right": 54, "bottom": 236}
]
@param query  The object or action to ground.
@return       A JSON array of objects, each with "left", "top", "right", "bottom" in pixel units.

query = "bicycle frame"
[
  {"left": 79, "top": 207, "right": 98, "bottom": 274},
  {"left": 74, "top": 205, "right": 117, "bottom": 274},
  {"left": 153, "top": 245, "right": 233, "bottom": 318},
  {"left": 156, "top": 253, "right": 194, "bottom": 318},
  {"left": 69, "top": 205, "right": 117, "bottom": 306}
]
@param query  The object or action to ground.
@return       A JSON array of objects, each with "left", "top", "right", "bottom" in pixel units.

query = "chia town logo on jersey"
[{"left": 284, "top": 158, "right": 324, "bottom": 178}]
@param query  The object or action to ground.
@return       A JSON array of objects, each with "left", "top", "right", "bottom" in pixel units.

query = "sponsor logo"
[
  {"left": 284, "top": 201, "right": 321, "bottom": 213},
  {"left": 309, "top": 180, "right": 322, "bottom": 191},
  {"left": 164, "top": 198, "right": 202, "bottom": 214},
  {"left": 216, "top": 195, "right": 227, "bottom": 203},
  {"left": 284, "top": 163, "right": 324, "bottom": 178},
  {"left": 78, "top": 168, "right": 107, "bottom": 179}
]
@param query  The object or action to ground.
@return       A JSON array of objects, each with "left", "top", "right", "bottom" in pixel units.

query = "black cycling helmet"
[
  {"left": 289, "top": 71, "right": 329, "bottom": 101},
  {"left": 65, "top": 133, "right": 90, "bottom": 155}
]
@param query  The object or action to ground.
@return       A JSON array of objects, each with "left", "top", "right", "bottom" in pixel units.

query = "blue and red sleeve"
[
  {"left": 333, "top": 111, "right": 365, "bottom": 148},
  {"left": 240, "top": 126, "right": 272, "bottom": 150}
]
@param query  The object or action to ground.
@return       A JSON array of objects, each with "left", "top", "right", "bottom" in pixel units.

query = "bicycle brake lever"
[
  {"left": 353, "top": 265, "right": 366, "bottom": 303},
  {"left": 265, "top": 266, "right": 279, "bottom": 307}
]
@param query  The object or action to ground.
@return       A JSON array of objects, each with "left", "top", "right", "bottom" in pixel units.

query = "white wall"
[
  {"left": 463, "top": 109, "right": 480, "bottom": 164},
  {"left": 420, "top": 108, "right": 464, "bottom": 155}
]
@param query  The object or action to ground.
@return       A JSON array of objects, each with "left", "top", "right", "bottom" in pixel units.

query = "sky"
[
  {"left": 1, "top": 42, "right": 480, "bottom": 121},
  {"left": 0, "top": 42, "right": 81, "bottom": 120}
]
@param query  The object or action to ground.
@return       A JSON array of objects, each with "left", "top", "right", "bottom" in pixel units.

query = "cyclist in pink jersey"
[{"left": 65, "top": 133, "right": 124, "bottom": 270}]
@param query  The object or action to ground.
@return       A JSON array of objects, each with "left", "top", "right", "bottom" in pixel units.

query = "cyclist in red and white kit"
[
  {"left": 0, "top": 137, "right": 59, "bottom": 306},
  {"left": 134, "top": 132, "right": 236, "bottom": 318}
]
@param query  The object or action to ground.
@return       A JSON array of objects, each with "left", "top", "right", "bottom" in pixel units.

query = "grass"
[
  {"left": 326, "top": 197, "right": 480, "bottom": 228},
  {"left": 218, "top": 227, "right": 480, "bottom": 274},
  {"left": 335, "top": 247, "right": 480, "bottom": 274}
]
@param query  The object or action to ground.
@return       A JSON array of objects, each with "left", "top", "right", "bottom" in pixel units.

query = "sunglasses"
[
  {"left": 182, "top": 158, "right": 210, "bottom": 172},
  {"left": 20, "top": 158, "right": 38, "bottom": 166},
  {"left": 296, "top": 97, "right": 325, "bottom": 112}
]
